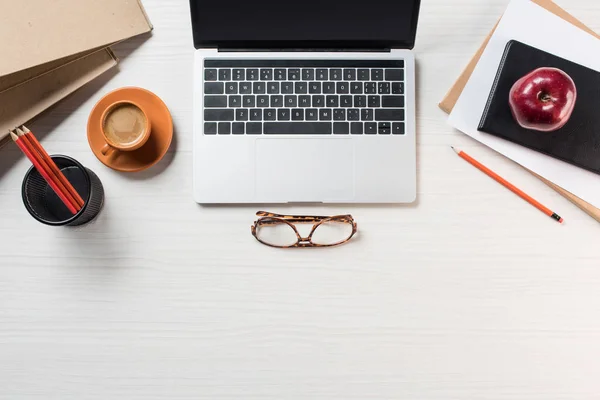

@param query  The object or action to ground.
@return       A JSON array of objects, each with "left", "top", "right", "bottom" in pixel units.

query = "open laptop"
[{"left": 190, "top": 0, "right": 421, "bottom": 203}]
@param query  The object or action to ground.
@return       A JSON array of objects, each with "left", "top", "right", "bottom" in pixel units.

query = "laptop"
[{"left": 190, "top": 0, "right": 421, "bottom": 203}]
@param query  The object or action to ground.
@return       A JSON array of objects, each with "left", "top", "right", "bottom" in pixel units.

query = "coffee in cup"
[{"left": 100, "top": 101, "right": 151, "bottom": 156}]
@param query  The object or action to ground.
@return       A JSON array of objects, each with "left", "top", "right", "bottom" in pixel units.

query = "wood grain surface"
[{"left": 1, "top": 0, "right": 600, "bottom": 398}]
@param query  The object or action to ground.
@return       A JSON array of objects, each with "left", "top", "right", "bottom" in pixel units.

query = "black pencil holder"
[{"left": 21, "top": 155, "right": 104, "bottom": 226}]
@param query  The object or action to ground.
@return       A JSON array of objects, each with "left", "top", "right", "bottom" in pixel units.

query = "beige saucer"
[{"left": 87, "top": 87, "right": 173, "bottom": 172}]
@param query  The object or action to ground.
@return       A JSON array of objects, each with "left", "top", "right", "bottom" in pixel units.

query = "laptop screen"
[{"left": 189, "top": 0, "right": 421, "bottom": 50}]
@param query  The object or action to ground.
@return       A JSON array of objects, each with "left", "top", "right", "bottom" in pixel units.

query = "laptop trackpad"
[{"left": 255, "top": 138, "right": 355, "bottom": 202}]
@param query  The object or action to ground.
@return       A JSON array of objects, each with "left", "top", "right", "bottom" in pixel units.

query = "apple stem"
[{"left": 538, "top": 91, "right": 552, "bottom": 102}]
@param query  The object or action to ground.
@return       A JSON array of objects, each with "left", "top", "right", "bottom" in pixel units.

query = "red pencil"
[
  {"left": 11, "top": 131, "right": 78, "bottom": 215},
  {"left": 18, "top": 126, "right": 85, "bottom": 209},
  {"left": 453, "top": 146, "right": 563, "bottom": 223}
]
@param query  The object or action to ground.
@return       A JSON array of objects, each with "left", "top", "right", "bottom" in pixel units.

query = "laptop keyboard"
[{"left": 202, "top": 60, "right": 405, "bottom": 135}]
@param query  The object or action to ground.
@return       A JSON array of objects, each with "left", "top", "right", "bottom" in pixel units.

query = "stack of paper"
[
  {"left": 0, "top": 0, "right": 153, "bottom": 149},
  {"left": 443, "top": 0, "right": 600, "bottom": 221}
]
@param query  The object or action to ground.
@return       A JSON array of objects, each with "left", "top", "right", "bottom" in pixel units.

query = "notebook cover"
[
  {"left": 0, "top": 0, "right": 151, "bottom": 78},
  {"left": 478, "top": 40, "right": 600, "bottom": 175}
]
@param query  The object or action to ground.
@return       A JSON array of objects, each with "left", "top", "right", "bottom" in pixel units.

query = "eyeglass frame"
[{"left": 251, "top": 211, "right": 358, "bottom": 248}]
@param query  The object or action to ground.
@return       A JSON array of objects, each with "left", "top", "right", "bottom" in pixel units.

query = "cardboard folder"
[
  {"left": 0, "top": 0, "right": 152, "bottom": 151},
  {"left": 0, "top": 49, "right": 118, "bottom": 149},
  {"left": 439, "top": 0, "right": 600, "bottom": 222}
]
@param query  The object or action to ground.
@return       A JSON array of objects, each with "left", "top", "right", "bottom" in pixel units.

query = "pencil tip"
[
  {"left": 451, "top": 146, "right": 460, "bottom": 154},
  {"left": 9, "top": 131, "right": 18, "bottom": 141}
]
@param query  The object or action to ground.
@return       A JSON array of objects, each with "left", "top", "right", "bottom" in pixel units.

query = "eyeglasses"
[{"left": 251, "top": 211, "right": 357, "bottom": 248}]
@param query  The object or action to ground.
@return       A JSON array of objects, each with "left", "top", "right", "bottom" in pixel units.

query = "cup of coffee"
[{"left": 100, "top": 100, "right": 151, "bottom": 156}]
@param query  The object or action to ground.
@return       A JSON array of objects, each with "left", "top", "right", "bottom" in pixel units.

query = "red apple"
[{"left": 509, "top": 67, "right": 577, "bottom": 132}]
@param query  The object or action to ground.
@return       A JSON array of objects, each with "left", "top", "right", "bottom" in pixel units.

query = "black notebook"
[{"left": 479, "top": 40, "right": 600, "bottom": 175}]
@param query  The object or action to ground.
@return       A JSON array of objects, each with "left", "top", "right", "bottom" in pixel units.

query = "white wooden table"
[{"left": 2, "top": 1, "right": 600, "bottom": 398}]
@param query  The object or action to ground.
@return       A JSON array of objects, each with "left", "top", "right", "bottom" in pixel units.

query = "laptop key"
[
  {"left": 319, "top": 109, "right": 332, "bottom": 121},
  {"left": 365, "top": 82, "right": 376, "bottom": 94},
  {"left": 232, "top": 122, "right": 245, "bottom": 134},
  {"left": 347, "top": 109, "right": 359, "bottom": 121},
  {"left": 226, "top": 82, "right": 238, "bottom": 94},
  {"left": 361, "top": 109, "right": 373, "bottom": 121},
  {"left": 333, "top": 109, "right": 345, "bottom": 121},
  {"left": 323, "top": 82, "right": 335, "bottom": 94},
  {"left": 312, "top": 95, "right": 325, "bottom": 107},
  {"left": 378, "top": 82, "right": 390, "bottom": 94},
  {"left": 247, "top": 69, "right": 259, "bottom": 81},
  {"left": 351, "top": 122, "right": 363, "bottom": 135},
  {"left": 385, "top": 69, "right": 404, "bottom": 81},
  {"left": 250, "top": 109, "right": 262, "bottom": 121},
  {"left": 271, "top": 95, "right": 283, "bottom": 107},
  {"left": 260, "top": 69, "right": 273, "bottom": 80},
  {"left": 288, "top": 69, "right": 300, "bottom": 80},
  {"left": 295, "top": 82, "right": 307, "bottom": 94},
  {"left": 204, "top": 95, "right": 227, "bottom": 108},
  {"left": 316, "top": 69, "right": 328, "bottom": 80},
  {"left": 306, "top": 109, "right": 318, "bottom": 120},
  {"left": 368, "top": 95, "right": 380, "bottom": 107},
  {"left": 299, "top": 95, "right": 311, "bottom": 108},
  {"left": 340, "top": 95, "right": 352, "bottom": 107},
  {"left": 382, "top": 95, "right": 404, "bottom": 108},
  {"left": 264, "top": 109, "right": 277, "bottom": 121},
  {"left": 281, "top": 82, "right": 294, "bottom": 94},
  {"left": 354, "top": 95, "right": 366, "bottom": 108},
  {"left": 233, "top": 69, "right": 245, "bottom": 81},
  {"left": 392, "top": 82, "right": 404, "bottom": 94},
  {"left": 264, "top": 122, "right": 332, "bottom": 135},
  {"left": 333, "top": 122, "right": 349, "bottom": 134},
  {"left": 278, "top": 109, "right": 290, "bottom": 121},
  {"left": 243, "top": 95, "right": 255, "bottom": 107},
  {"left": 331, "top": 69, "right": 342, "bottom": 81},
  {"left": 309, "top": 82, "right": 321, "bottom": 94},
  {"left": 205, "top": 69, "right": 218, "bottom": 81},
  {"left": 350, "top": 82, "right": 362, "bottom": 94},
  {"left": 267, "top": 82, "right": 279, "bottom": 94},
  {"left": 274, "top": 69, "right": 286, "bottom": 80},
  {"left": 204, "top": 82, "right": 224, "bottom": 94},
  {"left": 371, "top": 69, "right": 384, "bottom": 81},
  {"left": 253, "top": 82, "right": 266, "bottom": 94},
  {"left": 257, "top": 95, "right": 269, "bottom": 107},
  {"left": 285, "top": 95, "right": 297, "bottom": 108},
  {"left": 365, "top": 122, "right": 377, "bottom": 134},
  {"left": 292, "top": 109, "right": 304, "bottom": 121},
  {"left": 218, "top": 122, "right": 231, "bottom": 134},
  {"left": 344, "top": 69, "right": 356, "bottom": 81},
  {"left": 326, "top": 95, "right": 339, "bottom": 107},
  {"left": 357, "top": 69, "right": 370, "bottom": 81},
  {"left": 378, "top": 122, "right": 391, "bottom": 135},
  {"left": 229, "top": 96, "right": 242, "bottom": 107},
  {"left": 218, "top": 69, "right": 230, "bottom": 81},
  {"left": 236, "top": 109, "right": 248, "bottom": 121},
  {"left": 336, "top": 82, "right": 349, "bottom": 94},
  {"left": 392, "top": 122, "right": 405, "bottom": 135},
  {"left": 204, "top": 109, "right": 234, "bottom": 121},
  {"left": 302, "top": 68, "right": 315, "bottom": 80},
  {"left": 239, "top": 82, "right": 252, "bottom": 94},
  {"left": 247, "top": 122, "right": 262, "bottom": 135},
  {"left": 375, "top": 108, "right": 405, "bottom": 121},
  {"left": 204, "top": 122, "right": 217, "bottom": 134}
]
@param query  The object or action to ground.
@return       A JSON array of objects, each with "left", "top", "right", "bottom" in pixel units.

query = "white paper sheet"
[{"left": 448, "top": 0, "right": 600, "bottom": 208}]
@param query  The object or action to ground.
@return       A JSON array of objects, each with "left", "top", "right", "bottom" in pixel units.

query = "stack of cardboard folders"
[
  {"left": 440, "top": 0, "right": 600, "bottom": 222},
  {"left": 0, "top": 0, "right": 153, "bottom": 150}
]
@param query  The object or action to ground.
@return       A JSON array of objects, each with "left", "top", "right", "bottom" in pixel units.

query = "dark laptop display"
[{"left": 190, "top": 0, "right": 421, "bottom": 50}]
